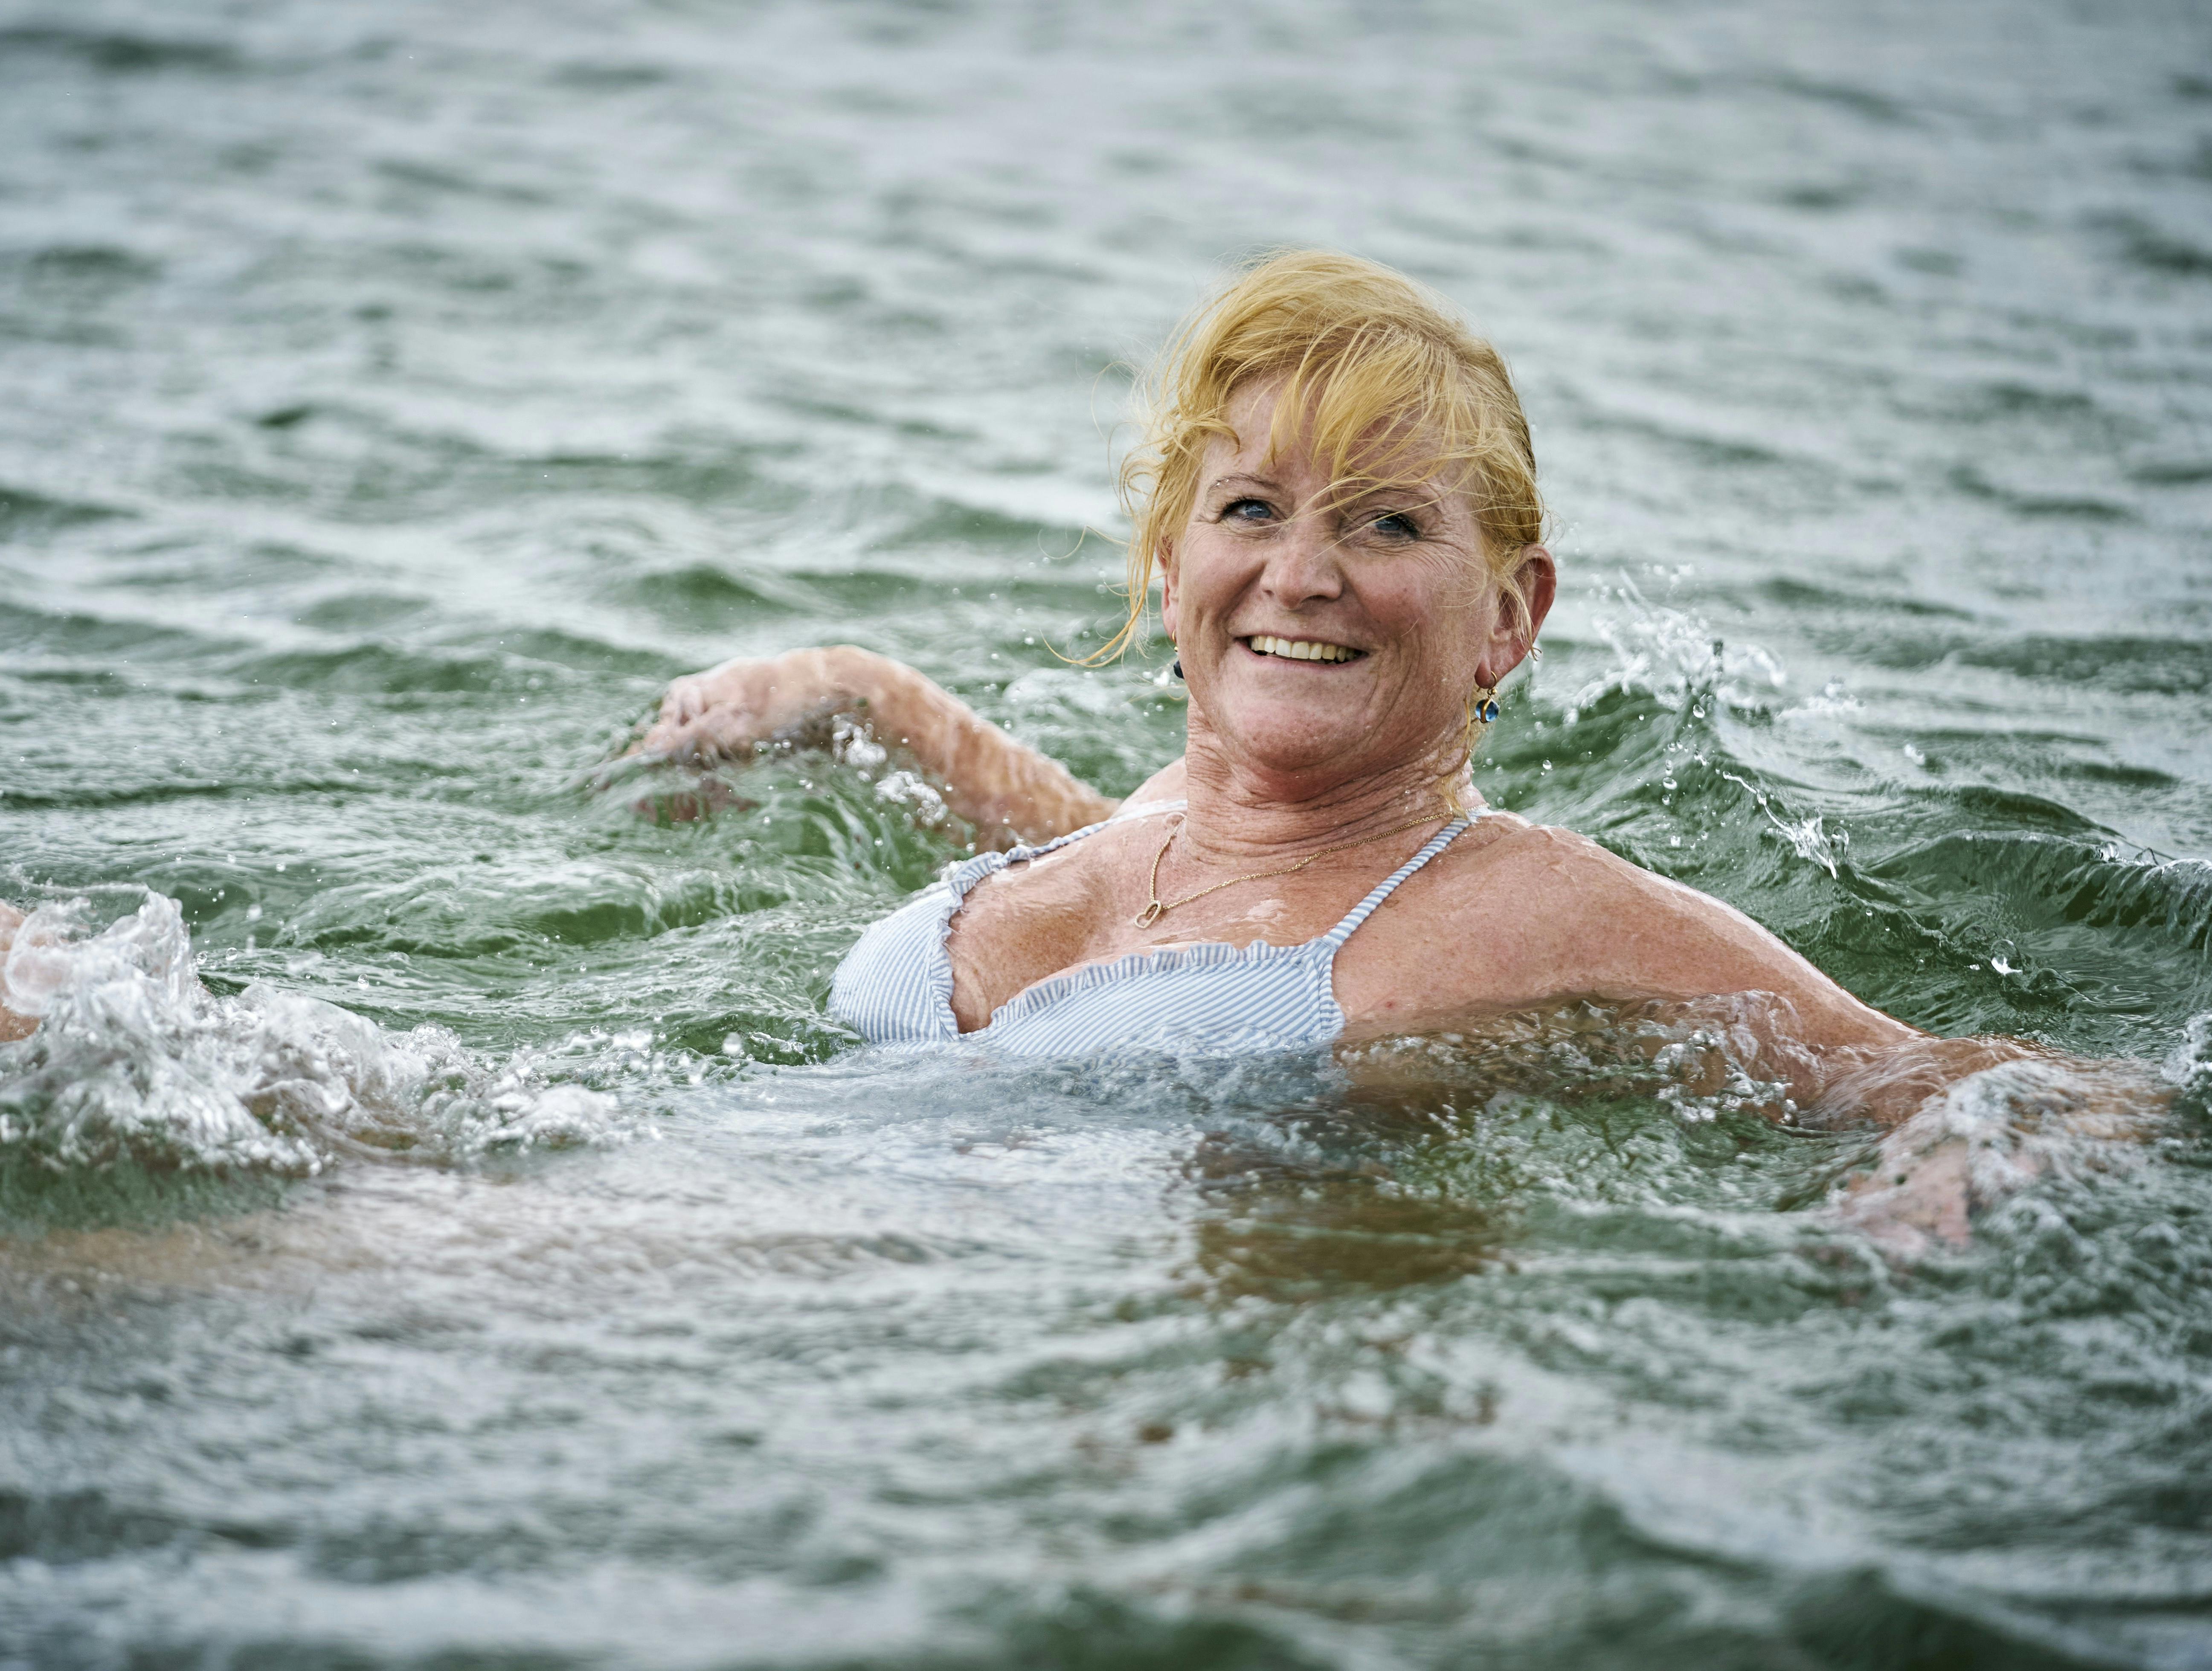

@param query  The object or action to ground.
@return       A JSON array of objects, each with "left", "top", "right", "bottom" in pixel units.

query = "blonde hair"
[{"left": 1097, "top": 249, "right": 1544, "bottom": 665}]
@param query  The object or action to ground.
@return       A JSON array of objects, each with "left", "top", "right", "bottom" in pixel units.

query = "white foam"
[{"left": 0, "top": 892, "right": 629, "bottom": 1175}]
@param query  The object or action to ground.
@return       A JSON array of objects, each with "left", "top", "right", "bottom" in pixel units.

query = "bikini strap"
[{"left": 1319, "top": 815, "right": 1473, "bottom": 950}]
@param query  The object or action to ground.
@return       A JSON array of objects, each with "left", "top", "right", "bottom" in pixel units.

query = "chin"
[{"left": 1212, "top": 705, "right": 1371, "bottom": 777}]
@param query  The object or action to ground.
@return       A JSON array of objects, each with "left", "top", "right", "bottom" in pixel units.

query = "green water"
[{"left": 4, "top": 0, "right": 2212, "bottom": 1664}]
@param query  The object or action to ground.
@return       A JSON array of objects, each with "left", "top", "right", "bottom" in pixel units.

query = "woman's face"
[{"left": 1160, "top": 378, "right": 1550, "bottom": 791}]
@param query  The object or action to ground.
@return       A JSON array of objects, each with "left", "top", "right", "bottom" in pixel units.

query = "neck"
[{"left": 1176, "top": 712, "right": 1478, "bottom": 862}]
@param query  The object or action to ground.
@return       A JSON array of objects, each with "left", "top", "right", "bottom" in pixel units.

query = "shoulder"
[
  {"left": 1435, "top": 812, "right": 1655, "bottom": 906},
  {"left": 1450, "top": 812, "right": 1779, "bottom": 940},
  {"left": 1409, "top": 812, "right": 1811, "bottom": 992},
  {"left": 1340, "top": 809, "right": 1916, "bottom": 1050},
  {"left": 1333, "top": 814, "right": 1684, "bottom": 1030}
]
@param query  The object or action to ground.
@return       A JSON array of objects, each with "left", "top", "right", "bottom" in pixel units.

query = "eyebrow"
[{"left": 1205, "top": 473, "right": 1278, "bottom": 496}]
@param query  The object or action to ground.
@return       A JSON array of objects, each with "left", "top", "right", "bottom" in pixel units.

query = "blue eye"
[
  {"left": 1373, "top": 512, "right": 1419, "bottom": 538},
  {"left": 1223, "top": 498, "right": 1273, "bottom": 522}
]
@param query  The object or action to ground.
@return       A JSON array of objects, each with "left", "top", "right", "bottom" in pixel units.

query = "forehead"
[
  {"left": 1210, "top": 378, "right": 1470, "bottom": 511},
  {"left": 1218, "top": 375, "right": 1300, "bottom": 455}
]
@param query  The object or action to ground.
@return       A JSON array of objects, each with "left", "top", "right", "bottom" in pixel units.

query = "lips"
[{"left": 1243, "top": 634, "right": 1364, "bottom": 664}]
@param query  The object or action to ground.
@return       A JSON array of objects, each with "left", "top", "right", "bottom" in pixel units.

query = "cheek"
[
  {"left": 1167, "top": 534, "right": 1238, "bottom": 624},
  {"left": 1386, "top": 583, "right": 1493, "bottom": 692},
  {"left": 1378, "top": 573, "right": 1470, "bottom": 639}
]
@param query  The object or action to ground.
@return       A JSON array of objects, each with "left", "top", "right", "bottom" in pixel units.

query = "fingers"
[
  {"left": 651, "top": 704, "right": 776, "bottom": 764},
  {"left": 1830, "top": 1053, "right": 2170, "bottom": 1260},
  {"left": 1837, "top": 1128, "right": 1974, "bottom": 1258},
  {"left": 642, "top": 653, "right": 833, "bottom": 755},
  {"left": 638, "top": 670, "right": 755, "bottom": 758},
  {"left": 615, "top": 650, "right": 860, "bottom": 793},
  {"left": 658, "top": 671, "right": 723, "bottom": 730},
  {"left": 657, "top": 660, "right": 784, "bottom": 730},
  {"left": 0, "top": 904, "right": 31, "bottom": 1041}
]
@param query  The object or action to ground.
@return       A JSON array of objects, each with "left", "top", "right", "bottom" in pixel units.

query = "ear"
[
  {"left": 1517, "top": 545, "right": 1558, "bottom": 643},
  {"left": 1157, "top": 539, "right": 1180, "bottom": 645},
  {"left": 1480, "top": 545, "right": 1557, "bottom": 681}
]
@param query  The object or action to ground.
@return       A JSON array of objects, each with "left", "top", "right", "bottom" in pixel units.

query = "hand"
[
  {"left": 1835, "top": 1053, "right": 2170, "bottom": 1257},
  {"left": 635, "top": 648, "right": 873, "bottom": 764}
]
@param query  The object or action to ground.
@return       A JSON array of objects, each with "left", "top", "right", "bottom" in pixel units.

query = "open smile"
[{"left": 1239, "top": 634, "right": 1366, "bottom": 664}]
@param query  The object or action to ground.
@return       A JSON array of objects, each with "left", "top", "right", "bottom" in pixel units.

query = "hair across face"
[{"left": 1102, "top": 249, "right": 1544, "bottom": 662}]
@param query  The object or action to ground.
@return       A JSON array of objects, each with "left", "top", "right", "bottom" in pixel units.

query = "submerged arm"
[
  {"left": 1436, "top": 824, "right": 1927, "bottom": 1110},
  {"left": 1399, "top": 824, "right": 2171, "bottom": 1120},
  {"left": 631, "top": 646, "right": 1116, "bottom": 845}
]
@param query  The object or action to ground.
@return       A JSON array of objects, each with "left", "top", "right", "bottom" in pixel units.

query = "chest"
[{"left": 939, "top": 823, "right": 1447, "bottom": 1034}]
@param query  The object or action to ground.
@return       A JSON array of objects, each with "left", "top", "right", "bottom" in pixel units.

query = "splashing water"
[
  {"left": 1563, "top": 579, "right": 1791, "bottom": 725},
  {"left": 1834, "top": 1052, "right": 2179, "bottom": 1258},
  {"left": 0, "top": 893, "right": 630, "bottom": 1177}
]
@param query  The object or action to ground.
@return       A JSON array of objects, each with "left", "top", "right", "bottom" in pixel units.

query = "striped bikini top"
[{"left": 830, "top": 801, "right": 1474, "bottom": 1056}]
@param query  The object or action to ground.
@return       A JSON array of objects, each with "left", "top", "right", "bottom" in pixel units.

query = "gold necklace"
[{"left": 1132, "top": 810, "right": 1447, "bottom": 929}]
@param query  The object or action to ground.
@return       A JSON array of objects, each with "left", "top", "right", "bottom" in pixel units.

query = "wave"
[
  {"left": 221, "top": 628, "right": 673, "bottom": 694},
  {"left": 1867, "top": 831, "right": 2212, "bottom": 954},
  {"left": 0, "top": 598, "right": 227, "bottom": 668},
  {"left": 0, "top": 26, "right": 242, "bottom": 76},
  {"left": 880, "top": 497, "right": 1093, "bottom": 557},
  {"left": 0, "top": 892, "right": 634, "bottom": 1190},
  {"left": 620, "top": 564, "right": 812, "bottom": 623},
  {"left": 2106, "top": 215, "right": 2212, "bottom": 280},
  {"left": 1847, "top": 624, "right": 2212, "bottom": 696},
  {"left": 0, "top": 482, "right": 127, "bottom": 537}
]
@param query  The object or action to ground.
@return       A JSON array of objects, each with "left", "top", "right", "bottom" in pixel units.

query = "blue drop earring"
[{"left": 1172, "top": 657, "right": 1184, "bottom": 680}]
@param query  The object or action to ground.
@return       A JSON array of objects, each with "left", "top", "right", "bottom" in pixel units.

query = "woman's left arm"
[
  {"left": 1471, "top": 825, "right": 2169, "bottom": 1126},
  {"left": 1480, "top": 828, "right": 2173, "bottom": 1247}
]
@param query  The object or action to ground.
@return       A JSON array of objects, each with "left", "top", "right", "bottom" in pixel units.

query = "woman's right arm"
[{"left": 632, "top": 645, "right": 1118, "bottom": 846}]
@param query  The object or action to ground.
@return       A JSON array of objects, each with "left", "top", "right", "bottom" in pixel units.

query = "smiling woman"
[{"left": 626, "top": 250, "right": 2164, "bottom": 1236}]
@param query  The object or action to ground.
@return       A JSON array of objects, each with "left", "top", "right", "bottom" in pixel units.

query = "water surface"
[{"left": 4, "top": 0, "right": 2212, "bottom": 1665}]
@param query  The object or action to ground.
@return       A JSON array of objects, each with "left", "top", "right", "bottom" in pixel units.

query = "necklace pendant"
[{"left": 1132, "top": 901, "right": 1167, "bottom": 929}]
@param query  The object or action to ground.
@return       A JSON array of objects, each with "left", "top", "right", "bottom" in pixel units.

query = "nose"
[{"left": 1259, "top": 510, "right": 1346, "bottom": 609}]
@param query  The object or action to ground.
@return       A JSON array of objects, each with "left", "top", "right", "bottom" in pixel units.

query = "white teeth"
[{"left": 1248, "top": 635, "right": 1359, "bottom": 663}]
